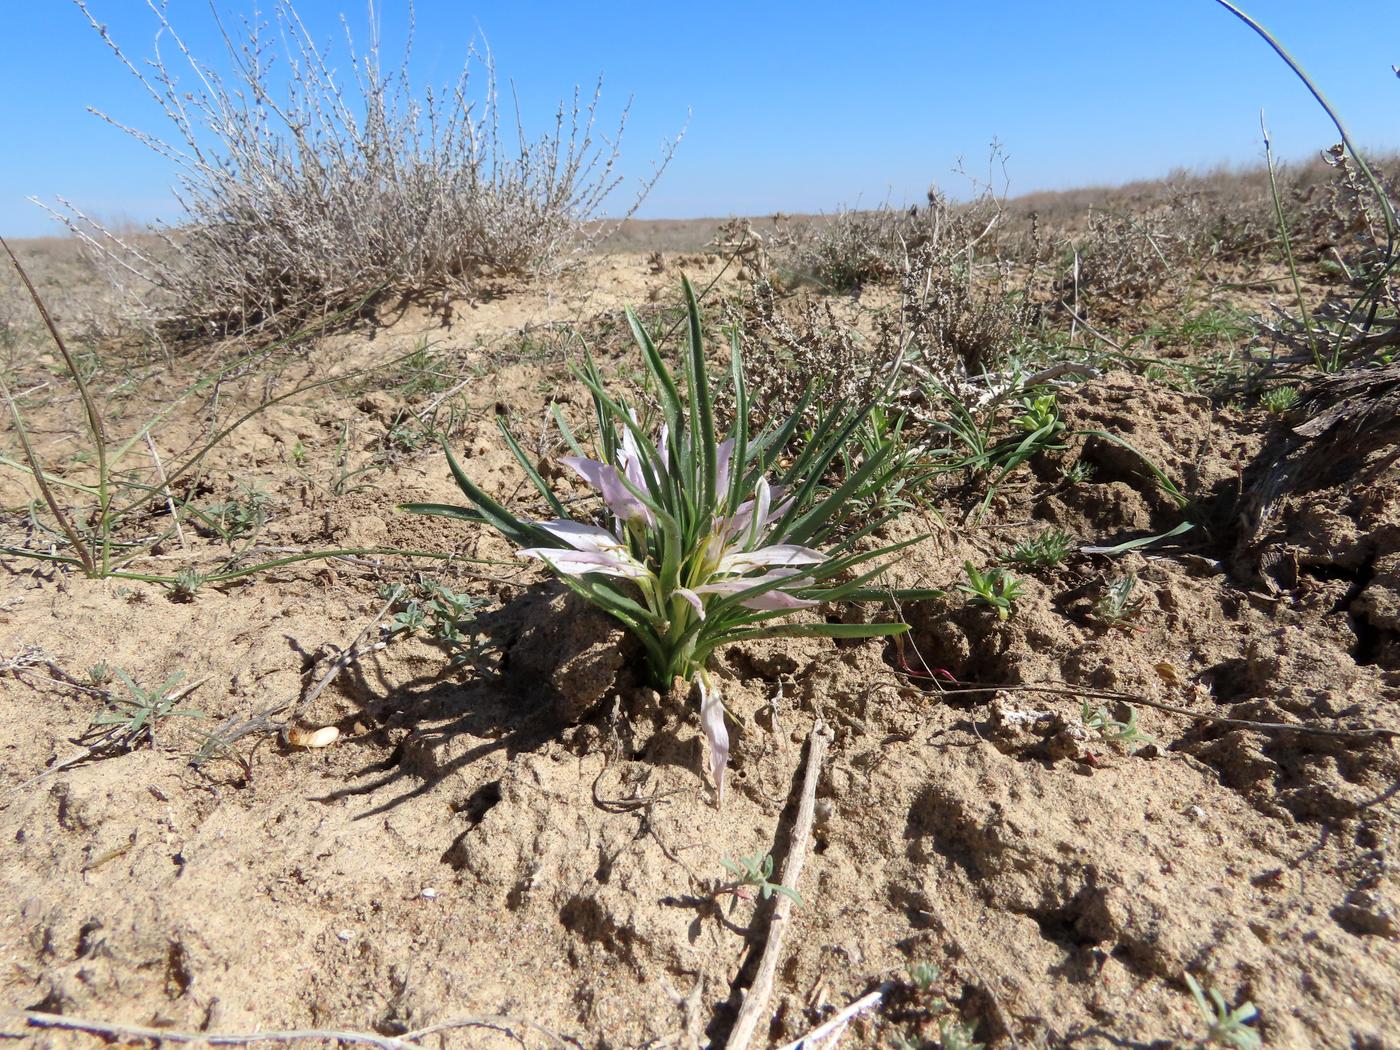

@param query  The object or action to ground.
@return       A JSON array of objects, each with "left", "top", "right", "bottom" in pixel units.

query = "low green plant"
[
  {"left": 1081, "top": 700, "right": 1154, "bottom": 747},
  {"left": 1060, "top": 460, "right": 1095, "bottom": 486},
  {"left": 927, "top": 383, "right": 1184, "bottom": 522},
  {"left": 406, "top": 278, "right": 924, "bottom": 797},
  {"left": 86, "top": 669, "right": 205, "bottom": 752},
  {"left": 938, "top": 1020, "right": 984, "bottom": 1050},
  {"left": 719, "top": 852, "right": 802, "bottom": 904},
  {"left": 1091, "top": 573, "right": 1146, "bottom": 631},
  {"left": 170, "top": 567, "right": 207, "bottom": 602},
  {"left": 910, "top": 961, "right": 941, "bottom": 993},
  {"left": 192, "top": 484, "right": 271, "bottom": 544},
  {"left": 998, "top": 527, "right": 1073, "bottom": 570},
  {"left": 958, "top": 562, "right": 1024, "bottom": 620},
  {"left": 383, "top": 577, "right": 488, "bottom": 646},
  {"left": 1259, "top": 385, "right": 1299, "bottom": 415},
  {"left": 1185, "top": 973, "right": 1261, "bottom": 1050}
]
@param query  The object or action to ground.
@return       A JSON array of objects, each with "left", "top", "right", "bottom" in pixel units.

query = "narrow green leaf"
[{"left": 497, "top": 416, "right": 567, "bottom": 518}]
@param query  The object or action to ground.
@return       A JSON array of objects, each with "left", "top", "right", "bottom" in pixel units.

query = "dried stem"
[{"left": 725, "top": 722, "right": 833, "bottom": 1050}]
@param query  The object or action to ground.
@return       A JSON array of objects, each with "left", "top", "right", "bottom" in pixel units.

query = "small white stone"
[
  {"left": 336, "top": 929, "right": 354, "bottom": 942},
  {"left": 420, "top": 887, "right": 439, "bottom": 900}
]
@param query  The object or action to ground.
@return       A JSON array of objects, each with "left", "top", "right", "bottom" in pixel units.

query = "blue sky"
[{"left": 2, "top": 2, "right": 1397, "bottom": 237}]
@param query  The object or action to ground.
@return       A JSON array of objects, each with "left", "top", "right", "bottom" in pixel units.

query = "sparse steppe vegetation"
[{"left": 2, "top": 3, "right": 1399, "bottom": 1049}]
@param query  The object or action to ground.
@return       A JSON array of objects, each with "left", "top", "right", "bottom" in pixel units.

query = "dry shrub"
[
  {"left": 730, "top": 169, "right": 1043, "bottom": 423},
  {"left": 50, "top": 2, "right": 677, "bottom": 337}
]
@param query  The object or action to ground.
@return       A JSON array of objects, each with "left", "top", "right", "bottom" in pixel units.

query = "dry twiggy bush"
[{"left": 47, "top": 2, "right": 678, "bottom": 338}]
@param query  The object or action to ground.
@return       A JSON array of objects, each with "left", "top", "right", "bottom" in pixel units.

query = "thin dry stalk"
[
  {"left": 725, "top": 722, "right": 833, "bottom": 1050},
  {"left": 6, "top": 1009, "right": 567, "bottom": 1050}
]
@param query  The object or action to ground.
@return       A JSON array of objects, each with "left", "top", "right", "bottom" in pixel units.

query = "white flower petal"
[
  {"left": 740, "top": 591, "right": 819, "bottom": 611},
  {"left": 533, "top": 518, "right": 623, "bottom": 553},
  {"left": 562, "top": 457, "right": 652, "bottom": 527},
  {"left": 715, "top": 438, "right": 736, "bottom": 503},
  {"left": 718, "top": 543, "right": 824, "bottom": 574},
  {"left": 695, "top": 570, "right": 812, "bottom": 597},
  {"left": 517, "top": 547, "right": 651, "bottom": 580}
]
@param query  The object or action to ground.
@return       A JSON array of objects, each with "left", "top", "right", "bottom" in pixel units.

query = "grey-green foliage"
[
  {"left": 192, "top": 484, "right": 271, "bottom": 543},
  {"left": 383, "top": 576, "right": 489, "bottom": 652},
  {"left": 998, "top": 527, "right": 1073, "bottom": 570},
  {"left": 1091, "top": 573, "right": 1146, "bottom": 631},
  {"left": 1186, "top": 974, "right": 1261, "bottom": 1050},
  {"left": 1081, "top": 700, "right": 1154, "bottom": 747},
  {"left": 719, "top": 852, "right": 802, "bottom": 904},
  {"left": 938, "top": 1021, "right": 984, "bottom": 1050},
  {"left": 88, "top": 669, "right": 205, "bottom": 752}
]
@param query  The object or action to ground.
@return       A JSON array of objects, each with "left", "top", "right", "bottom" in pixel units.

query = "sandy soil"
[{"left": 1, "top": 238, "right": 1397, "bottom": 1050}]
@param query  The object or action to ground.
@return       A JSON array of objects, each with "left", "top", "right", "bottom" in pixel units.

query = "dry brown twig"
[
  {"left": 922, "top": 681, "right": 1396, "bottom": 741},
  {"left": 6, "top": 1009, "right": 567, "bottom": 1050},
  {"left": 725, "top": 722, "right": 833, "bottom": 1050}
]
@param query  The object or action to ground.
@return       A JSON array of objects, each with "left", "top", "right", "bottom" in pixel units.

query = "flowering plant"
[{"left": 406, "top": 278, "right": 923, "bottom": 798}]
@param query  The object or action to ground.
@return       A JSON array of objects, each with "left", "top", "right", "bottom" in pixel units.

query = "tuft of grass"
[
  {"left": 998, "top": 527, "right": 1073, "bottom": 570},
  {"left": 1259, "top": 385, "right": 1300, "bottom": 415}
]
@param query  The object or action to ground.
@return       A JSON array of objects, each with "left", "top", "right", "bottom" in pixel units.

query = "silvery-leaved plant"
[{"left": 406, "top": 278, "right": 925, "bottom": 799}]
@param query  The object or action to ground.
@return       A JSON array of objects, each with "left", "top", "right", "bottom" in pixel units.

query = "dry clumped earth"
[{"left": 0, "top": 231, "right": 1398, "bottom": 1050}]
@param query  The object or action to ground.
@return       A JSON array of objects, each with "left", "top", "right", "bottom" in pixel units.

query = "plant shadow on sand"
[{"left": 309, "top": 581, "right": 714, "bottom": 820}]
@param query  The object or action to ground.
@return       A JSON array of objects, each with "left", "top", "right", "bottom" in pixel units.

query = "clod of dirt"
[{"left": 506, "top": 587, "right": 638, "bottom": 723}]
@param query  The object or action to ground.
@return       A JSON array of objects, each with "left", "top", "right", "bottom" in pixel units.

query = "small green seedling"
[
  {"left": 194, "top": 484, "right": 270, "bottom": 543},
  {"left": 88, "top": 670, "right": 205, "bottom": 752},
  {"left": 998, "top": 528, "right": 1073, "bottom": 570},
  {"left": 959, "top": 562, "right": 1024, "bottom": 620},
  {"left": 1091, "top": 573, "right": 1145, "bottom": 631},
  {"left": 910, "top": 961, "right": 941, "bottom": 992},
  {"left": 719, "top": 853, "right": 802, "bottom": 905},
  {"left": 939, "top": 1020, "right": 984, "bottom": 1050},
  {"left": 1081, "top": 700, "right": 1155, "bottom": 747},
  {"left": 1060, "top": 460, "right": 1095, "bottom": 486},
  {"left": 1014, "top": 393, "right": 1064, "bottom": 437},
  {"left": 87, "top": 662, "right": 113, "bottom": 688},
  {"left": 170, "top": 567, "right": 206, "bottom": 602},
  {"left": 1186, "top": 973, "right": 1260, "bottom": 1050},
  {"left": 389, "top": 602, "right": 428, "bottom": 635},
  {"left": 1259, "top": 385, "right": 1299, "bottom": 416}
]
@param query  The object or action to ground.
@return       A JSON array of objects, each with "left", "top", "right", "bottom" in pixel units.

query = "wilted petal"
[
  {"left": 698, "top": 674, "right": 729, "bottom": 803},
  {"left": 714, "top": 438, "right": 736, "bottom": 503},
  {"left": 739, "top": 590, "right": 819, "bottom": 612},
  {"left": 563, "top": 456, "right": 652, "bottom": 526},
  {"left": 718, "top": 543, "right": 824, "bottom": 575},
  {"left": 675, "top": 586, "right": 706, "bottom": 620}
]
